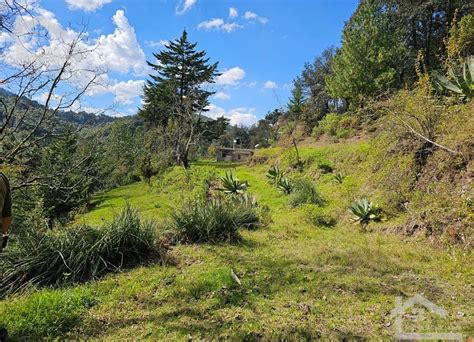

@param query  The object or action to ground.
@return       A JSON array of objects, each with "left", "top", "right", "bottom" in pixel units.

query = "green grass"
[{"left": 1, "top": 145, "right": 472, "bottom": 340}]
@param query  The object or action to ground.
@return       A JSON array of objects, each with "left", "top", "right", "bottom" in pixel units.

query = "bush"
[
  {"left": 311, "top": 113, "right": 357, "bottom": 140},
  {"left": 348, "top": 198, "right": 382, "bottom": 231},
  {"left": 168, "top": 197, "right": 260, "bottom": 243},
  {"left": 0, "top": 205, "right": 165, "bottom": 298},
  {"left": 218, "top": 171, "right": 248, "bottom": 195},
  {"left": 318, "top": 162, "right": 334, "bottom": 174},
  {"left": 266, "top": 165, "right": 283, "bottom": 184},
  {"left": 277, "top": 177, "right": 294, "bottom": 195},
  {"left": 289, "top": 179, "right": 324, "bottom": 207},
  {"left": 301, "top": 204, "right": 337, "bottom": 228}
]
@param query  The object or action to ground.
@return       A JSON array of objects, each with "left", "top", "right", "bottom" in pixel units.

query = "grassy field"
[{"left": 0, "top": 152, "right": 472, "bottom": 340}]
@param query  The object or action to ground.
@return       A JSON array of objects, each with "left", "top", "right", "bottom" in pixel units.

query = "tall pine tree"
[
  {"left": 140, "top": 30, "right": 219, "bottom": 168},
  {"left": 287, "top": 81, "right": 307, "bottom": 121}
]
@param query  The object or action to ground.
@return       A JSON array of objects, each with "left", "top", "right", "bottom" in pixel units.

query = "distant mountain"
[
  {"left": 57, "top": 110, "right": 116, "bottom": 126},
  {"left": 0, "top": 87, "right": 116, "bottom": 127}
]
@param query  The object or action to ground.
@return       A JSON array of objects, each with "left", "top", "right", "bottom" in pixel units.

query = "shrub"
[
  {"left": 311, "top": 113, "right": 357, "bottom": 140},
  {"left": 0, "top": 205, "right": 165, "bottom": 298},
  {"left": 289, "top": 179, "right": 324, "bottom": 207},
  {"left": 348, "top": 198, "right": 382, "bottom": 231},
  {"left": 266, "top": 165, "right": 283, "bottom": 184},
  {"left": 277, "top": 177, "right": 293, "bottom": 195},
  {"left": 434, "top": 56, "right": 473, "bottom": 100},
  {"left": 301, "top": 204, "right": 337, "bottom": 228},
  {"left": 332, "top": 172, "right": 344, "bottom": 184},
  {"left": 168, "top": 197, "right": 260, "bottom": 243},
  {"left": 318, "top": 162, "right": 334, "bottom": 174},
  {"left": 218, "top": 171, "right": 248, "bottom": 195}
]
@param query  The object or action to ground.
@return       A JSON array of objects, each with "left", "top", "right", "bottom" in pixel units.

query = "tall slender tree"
[
  {"left": 140, "top": 31, "right": 219, "bottom": 168},
  {"left": 287, "top": 80, "right": 307, "bottom": 121}
]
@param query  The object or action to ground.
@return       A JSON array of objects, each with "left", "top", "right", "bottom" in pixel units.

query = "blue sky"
[{"left": 4, "top": 0, "right": 358, "bottom": 124}]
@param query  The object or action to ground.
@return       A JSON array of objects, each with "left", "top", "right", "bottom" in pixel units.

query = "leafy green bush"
[
  {"left": 168, "top": 197, "right": 260, "bottom": 243},
  {"left": 348, "top": 198, "right": 382, "bottom": 230},
  {"left": 218, "top": 171, "right": 248, "bottom": 195},
  {"left": 289, "top": 179, "right": 324, "bottom": 207},
  {"left": 312, "top": 113, "right": 357, "bottom": 140},
  {"left": 154, "top": 165, "right": 218, "bottom": 202},
  {"left": 301, "top": 204, "right": 337, "bottom": 228},
  {"left": 0, "top": 205, "right": 165, "bottom": 297},
  {"left": 277, "top": 177, "right": 294, "bottom": 195}
]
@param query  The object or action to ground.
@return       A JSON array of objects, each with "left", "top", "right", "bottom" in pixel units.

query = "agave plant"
[
  {"left": 266, "top": 165, "right": 283, "bottom": 184},
  {"left": 219, "top": 171, "right": 248, "bottom": 195},
  {"left": 434, "top": 56, "right": 474, "bottom": 100},
  {"left": 277, "top": 177, "right": 293, "bottom": 195},
  {"left": 348, "top": 198, "right": 381, "bottom": 231},
  {"left": 332, "top": 172, "right": 344, "bottom": 184}
]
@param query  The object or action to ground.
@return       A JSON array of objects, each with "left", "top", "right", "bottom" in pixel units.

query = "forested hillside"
[{"left": 0, "top": 0, "right": 472, "bottom": 340}]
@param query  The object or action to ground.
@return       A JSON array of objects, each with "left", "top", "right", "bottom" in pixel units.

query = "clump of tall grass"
[
  {"left": 289, "top": 179, "right": 324, "bottom": 207},
  {"left": 0, "top": 205, "right": 166, "bottom": 298},
  {"left": 168, "top": 197, "right": 260, "bottom": 243}
]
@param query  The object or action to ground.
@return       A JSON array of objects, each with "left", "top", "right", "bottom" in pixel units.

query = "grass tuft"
[
  {"left": 167, "top": 197, "right": 260, "bottom": 243},
  {"left": 0, "top": 205, "right": 165, "bottom": 297}
]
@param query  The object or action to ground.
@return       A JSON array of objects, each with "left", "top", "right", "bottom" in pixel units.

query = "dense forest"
[{"left": 0, "top": 0, "right": 473, "bottom": 340}]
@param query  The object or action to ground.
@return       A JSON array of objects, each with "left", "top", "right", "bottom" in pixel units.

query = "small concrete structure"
[{"left": 216, "top": 147, "right": 254, "bottom": 162}]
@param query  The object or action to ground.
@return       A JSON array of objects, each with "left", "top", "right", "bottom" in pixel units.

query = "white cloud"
[
  {"left": 197, "top": 18, "right": 242, "bottom": 33},
  {"left": 222, "top": 23, "right": 242, "bottom": 33},
  {"left": 264, "top": 80, "right": 277, "bottom": 89},
  {"left": 206, "top": 104, "right": 257, "bottom": 127},
  {"left": 206, "top": 103, "right": 226, "bottom": 118},
  {"left": 66, "top": 0, "right": 113, "bottom": 12},
  {"left": 0, "top": 6, "right": 147, "bottom": 111},
  {"left": 227, "top": 108, "right": 258, "bottom": 126},
  {"left": 108, "top": 79, "right": 145, "bottom": 104},
  {"left": 243, "top": 11, "right": 268, "bottom": 24},
  {"left": 213, "top": 92, "right": 230, "bottom": 100},
  {"left": 95, "top": 10, "right": 148, "bottom": 75},
  {"left": 198, "top": 18, "right": 224, "bottom": 30},
  {"left": 146, "top": 39, "right": 169, "bottom": 48},
  {"left": 216, "top": 67, "right": 245, "bottom": 85},
  {"left": 2, "top": 8, "right": 147, "bottom": 76},
  {"left": 176, "top": 0, "right": 196, "bottom": 15},
  {"left": 229, "top": 7, "right": 238, "bottom": 18}
]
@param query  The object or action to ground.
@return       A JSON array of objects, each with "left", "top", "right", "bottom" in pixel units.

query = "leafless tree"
[{"left": 0, "top": 1, "right": 106, "bottom": 192}]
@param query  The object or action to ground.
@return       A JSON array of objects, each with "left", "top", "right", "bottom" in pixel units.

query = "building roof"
[{"left": 216, "top": 147, "right": 254, "bottom": 153}]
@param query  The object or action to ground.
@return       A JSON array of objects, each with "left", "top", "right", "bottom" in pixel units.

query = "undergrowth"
[{"left": 0, "top": 205, "right": 166, "bottom": 298}]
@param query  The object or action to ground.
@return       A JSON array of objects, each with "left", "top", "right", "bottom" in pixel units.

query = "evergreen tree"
[
  {"left": 287, "top": 81, "right": 307, "bottom": 121},
  {"left": 325, "top": 0, "right": 405, "bottom": 107},
  {"left": 38, "top": 127, "right": 96, "bottom": 224},
  {"left": 140, "top": 31, "right": 219, "bottom": 168}
]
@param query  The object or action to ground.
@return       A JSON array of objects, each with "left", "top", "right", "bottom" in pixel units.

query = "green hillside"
[{"left": 1, "top": 142, "right": 472, "bottom": 340}]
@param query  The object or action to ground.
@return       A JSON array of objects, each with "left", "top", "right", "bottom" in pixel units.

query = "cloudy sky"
[{"left": 1, "top": 0, "right": 357, "bottom": 125}]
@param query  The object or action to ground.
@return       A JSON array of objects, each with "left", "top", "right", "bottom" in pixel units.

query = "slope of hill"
[
  {"left": 0, "top": 141, "right": 472, "bottom": 340},
  {"left": 0, "top": 88, "right": 116, "bottom": 127}
]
